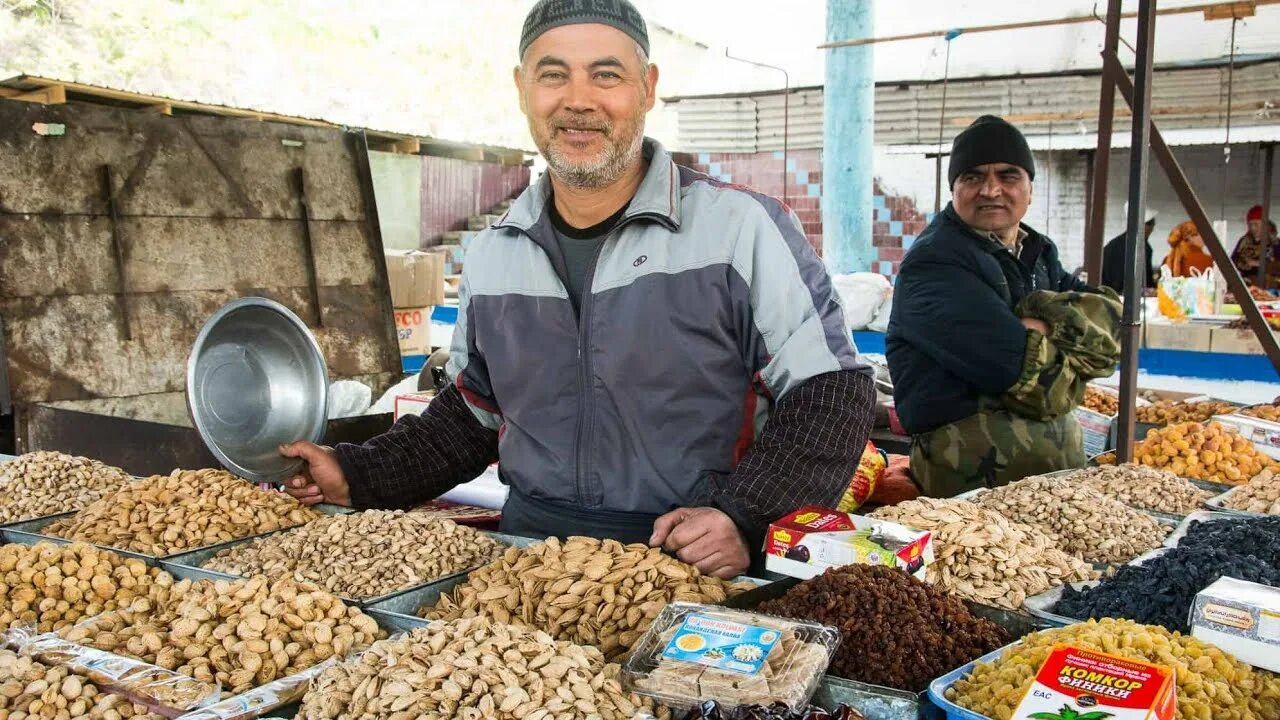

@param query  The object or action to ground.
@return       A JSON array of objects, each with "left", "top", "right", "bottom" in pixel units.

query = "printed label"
[
  {"left": 661, "top": 613, "right": 781, "bottom": 675},
  {"left": 1011, "top": 645, "right": 1175, "bottom": 720}
]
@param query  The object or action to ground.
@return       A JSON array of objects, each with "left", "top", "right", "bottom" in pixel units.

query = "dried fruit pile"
[
  {"left": 44, "top": 469, "right": 319, "bottom": 556},
  {"left": 1061, "top": 464, "right": 1212, "bottom": 515},
  {"left": 1120, "top": 421, "right": 1276, "bottom": 484},
  {"left": 1055, "top": 546, "right": 1280, "bottom": 631},
  {"left": 1173, "top": 515, "right": 1280, "bottom": 564},
  {"left": 975, "top": 476, "right": 1170, "bottom": 564},
  {"left": 63, "top": 576, "right": 385, "bottom": 696},
  {"left": 0, "top": 542, "right": 171, "bottom": 633},
  {"left": 419, "top": 536, "right": 756, "bottom": 659},
  {"left": 1080, "top": 386, "right": 1118, "bottom": 415},
  {"left": 0, "top": 452, "right": 132, "bottom": 524},
  {"left": 757, "top": 566, "right": 1008, "bottom": 692},
  {"left": 0, "top": 648, "right": 166, "bottom": 720},
  {"left": 204, "top": 511, "right": 506, "bottom": 599},
  {"left": 298, "top": 617, "right": 668, "bottom": 720},
  {"left": 945, "top": 618, "right": 1280, "bottom": 720},
  {"left": 870, "top": 499, "right": 1096, "bottom": 610}
]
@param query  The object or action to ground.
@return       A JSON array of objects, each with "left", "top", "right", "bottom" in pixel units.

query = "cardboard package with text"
[{"left": 1010, "top": 645, "right": 1175, "bottom": 720}]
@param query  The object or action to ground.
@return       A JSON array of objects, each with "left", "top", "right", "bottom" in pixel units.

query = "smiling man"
[
  {"left": 886, "top": 115, "right": 1096, "bottom": 497},
  {"left": 279, "top": 0, "right": 876, "bottom": 578}
]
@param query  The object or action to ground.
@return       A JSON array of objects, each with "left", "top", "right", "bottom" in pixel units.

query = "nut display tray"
[
  {"left": 160, "top": 528, "right": 530, "bottom": 608},
  {"left": 0, "top": 503, "right": 352, "bottom": 566},
  {"left": 1203, "top": 485, "right": 1270, "bottom": 517}
]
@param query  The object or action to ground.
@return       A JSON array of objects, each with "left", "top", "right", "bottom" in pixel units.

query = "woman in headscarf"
[{"left": 1162, "top": 220, "right": 1215, "bottom": 277}]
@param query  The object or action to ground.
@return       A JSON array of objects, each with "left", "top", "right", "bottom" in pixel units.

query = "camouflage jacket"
[{"left": 1003, "top": 288, "right": 1123, "bottom": 420}]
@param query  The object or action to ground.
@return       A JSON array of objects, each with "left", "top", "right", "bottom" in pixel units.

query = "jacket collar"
[
  {"left": 496, "top": 137, "right": 681, "bottom": 234},
  {"left": 942, "top": 202, "right": 1045, "bottom": 262}
]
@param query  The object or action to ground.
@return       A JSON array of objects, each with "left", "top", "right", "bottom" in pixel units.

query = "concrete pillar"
[{"left": 822, "top": 0, "right": 875, "bottom": 274}]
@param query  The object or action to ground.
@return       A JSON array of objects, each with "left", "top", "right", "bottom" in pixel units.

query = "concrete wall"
[{"left": 369, "top": 151, "right": 530, "bottom": 251}]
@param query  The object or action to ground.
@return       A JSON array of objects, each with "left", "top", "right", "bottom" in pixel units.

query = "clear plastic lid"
[{"left": 622, "top": 602, "right": 840, "bottom": 711}]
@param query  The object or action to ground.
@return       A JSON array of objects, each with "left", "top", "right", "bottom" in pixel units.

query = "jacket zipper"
[
  {"left": 573, "top": 223, "right": 626, "bottom": 509},
  {"left": 571, "top": 214, "right": 665, "bottom": 508}
]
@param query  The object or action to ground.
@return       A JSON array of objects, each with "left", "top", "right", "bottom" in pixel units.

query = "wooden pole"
[
  {"left": 1085, "top": 0, "right": 1124, "bottom": 285},
  {"left": 1116, "top": 0, "right": 1157, "bottom": 462}
]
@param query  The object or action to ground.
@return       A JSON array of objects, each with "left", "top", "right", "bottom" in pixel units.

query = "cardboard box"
[
  {"left": 394, "top": 306, "right": 432, "bottom": 356},
  {"left": 385, "top": 251, "right": 445, "bottom": 308},
  {"left": 394, "top": 391, "right": 434, "bottom": 420},
  {"left": 1075, "top": 385, "right": 1119, "bottom": 457},
  {"left": 1143, "top": 322, "right": 1213, "bottom": 352},
  {"left": 1191, "top": 577, "right": 1280, "bottom": 673},
  {"left": 1209, "top": 413, "right": 1280, "bottom": 460},
  {"left": 1010, "top": 645, "right": 1175, "bottom": 720},
  {"left": 1210, "top": 327, "right": 1270, "bottom": 355},
  {"left": 764, "top": 507, "right": 934, "bottom": 580}
]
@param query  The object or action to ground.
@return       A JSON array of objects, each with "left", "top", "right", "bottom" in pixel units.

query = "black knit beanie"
[
  {"left": 520, "top": 0, "right": 650, "bottom": 59},
  {"left": 948, "top": 115, "right": 1036, "bottom": 187}
]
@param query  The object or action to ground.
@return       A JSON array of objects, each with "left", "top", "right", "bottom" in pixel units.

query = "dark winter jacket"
[
  {"left": 334, "top": 139, "right": 876, "bottom": 548},
  {"left": 886, "top": 203, "right": 1092, "bottom": 434}
]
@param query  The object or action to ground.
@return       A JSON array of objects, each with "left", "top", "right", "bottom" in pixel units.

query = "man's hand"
[
  {"left": 1021, "top": 317, "right": 1050, "bottom": 336},
  {"left": 279, "top": 442, "right": 351, "bottom": 507},
  {"left": 649, "top": 507, "right": 749, "bottom": 579}
]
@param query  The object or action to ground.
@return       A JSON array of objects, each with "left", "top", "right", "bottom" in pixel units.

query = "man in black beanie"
[
  {"left": 886, "top": 115, "right": 1115, "bottom": 497},
  {"left": 280, "top": 0, "right": 877, "bottom": 579}
]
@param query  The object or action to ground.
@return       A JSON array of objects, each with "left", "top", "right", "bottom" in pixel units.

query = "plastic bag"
[
  {"left": 5, "top": 622, "right": 220, "bottom": 718},
  {"left": 836, "top": 441, "right": 884, "bottom": 512},
  {"left": 831, "top": 273, "right": 892, "bottom": 331},
  {"left": 867, "top": 292, "right": 892, "bottom": 333},
  {"left": 327, "top": 380, "right": 372, "bottom": 419},
  {"left": 176, "top": 658, "right": 339, "bottom": 720},
  {"left": 1157, "top": 267, "right": 1215, "bottom": 318},
  {"left": 369, "top": 373, "right": 423, "bottom": 415}
]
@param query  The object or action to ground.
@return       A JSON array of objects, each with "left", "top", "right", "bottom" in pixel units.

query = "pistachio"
[{"left": 205, "top": 511, "right": 506, "bottom": 599}]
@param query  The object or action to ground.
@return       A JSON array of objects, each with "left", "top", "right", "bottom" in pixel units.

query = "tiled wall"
[{"left": 672, "top": 149, "right": 930, "bottom": 282}]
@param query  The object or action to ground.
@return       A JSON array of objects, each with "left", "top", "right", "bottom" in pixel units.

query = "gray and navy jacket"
[{"left": 335, "top": 139, "right": 876, "bottom": 552}]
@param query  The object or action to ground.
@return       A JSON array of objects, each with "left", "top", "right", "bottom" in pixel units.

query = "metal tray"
[
  {"left": 810, "top": 675, "right": 923, "bottom": 720},
  {"left": 366, "top": 545, "right": 773, "bottom": 634},
  {"left": 0, "top": 504, "right": 351, "bottom": 566},
  {"left": 958, "top": 474, "right": 1211, "bottom": 524},
  {"left": 161, "top": 528, "right": 530, "bottom": 608},
  {"left": 1203, "top": 486, "right": 1270, "bottom": 517}
]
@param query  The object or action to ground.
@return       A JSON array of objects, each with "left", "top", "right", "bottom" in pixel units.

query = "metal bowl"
[{"left": 187, "top": 298, "right": 328, "bottom": 483}]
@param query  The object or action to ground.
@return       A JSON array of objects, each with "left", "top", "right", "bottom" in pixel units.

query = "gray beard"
[{"left": 544, "top": 129, "right": 645, "bottom": 189}]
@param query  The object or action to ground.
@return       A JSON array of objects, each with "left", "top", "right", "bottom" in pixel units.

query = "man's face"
[
  {"left": 1249, "top": 219, "right": 1263, "bottom": 237},
  {"left": 1144, "top": 220, "right": 1156, "bottom": 240},
  {"left": 951, "top": 163, "right": 1032, "bottom": 235},
  {"left": 514, "top": 24, "right": 658, "bottom": 189}
]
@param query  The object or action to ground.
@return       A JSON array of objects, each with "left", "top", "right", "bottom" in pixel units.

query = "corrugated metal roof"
[{"left": 671, "top": 59, "right": 1280, "bottom": 152}]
